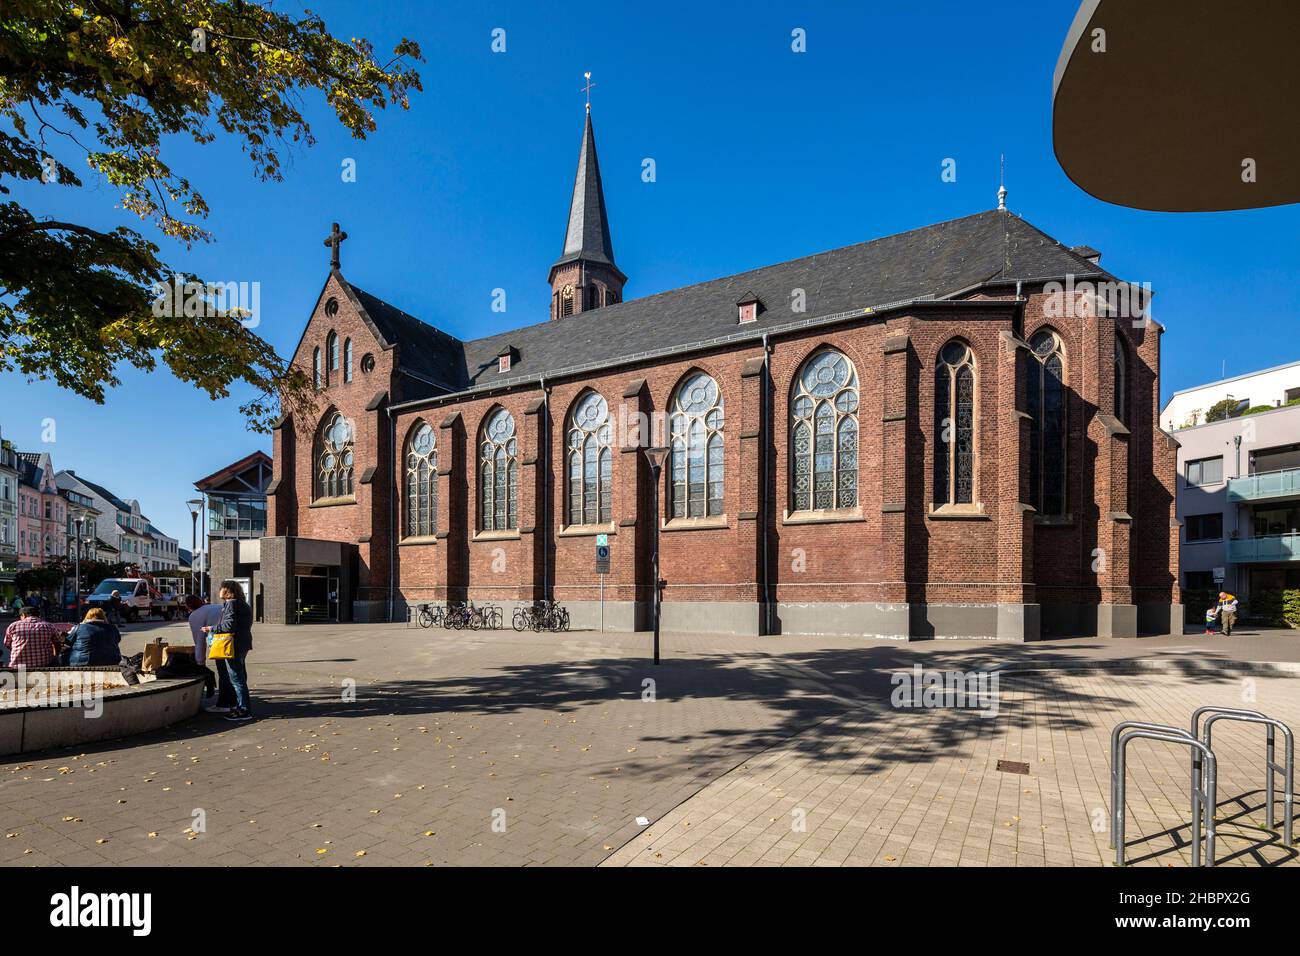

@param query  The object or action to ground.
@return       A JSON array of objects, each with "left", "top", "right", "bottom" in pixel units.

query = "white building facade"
[
  {"left": 1162, "top": 358, "right": 1300, "bottom": 431},
  {"left": 1171, "top": 365, "right": 1300, "bottom": 618}
]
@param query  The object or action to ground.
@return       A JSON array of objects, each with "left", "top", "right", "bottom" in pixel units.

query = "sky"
[{"left": 2, "top": 0, "right": 1297, "bottom": 544}]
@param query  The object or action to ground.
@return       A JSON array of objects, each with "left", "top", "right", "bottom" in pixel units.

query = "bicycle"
[
  {"left": 417, "top": 603, "right": 443, "bottom": 629},
  {"left": 445, "top": 602, "right": 470, "bottom": 629}
]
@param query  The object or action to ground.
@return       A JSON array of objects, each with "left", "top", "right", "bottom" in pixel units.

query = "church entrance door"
[{"left": 295, "top": 573, "right": 338, "bottom": 624}]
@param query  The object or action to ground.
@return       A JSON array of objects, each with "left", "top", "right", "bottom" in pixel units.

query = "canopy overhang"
[{"left": 1053, "top": 0, "right": 1298, "bottom": 211}]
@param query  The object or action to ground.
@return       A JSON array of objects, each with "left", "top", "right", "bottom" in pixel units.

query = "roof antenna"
[{"left": 997, "top": 154, "right": 1008, "bottom": 211}]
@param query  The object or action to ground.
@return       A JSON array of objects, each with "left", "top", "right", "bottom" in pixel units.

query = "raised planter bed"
[{"left": 0, "top": 666, "right": 204, "bottom": 756}]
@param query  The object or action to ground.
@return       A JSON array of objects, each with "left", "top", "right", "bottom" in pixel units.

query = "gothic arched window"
[
  {"left": 567, "top": 392, "right": 612, "bottom": 525},
  {"left": 480, "top": 408, "right": 518, "bottom": 531},
  {"left": 669, "top": 373, "right": 724, "bottom": 518},
  {"left": 1114, "top": 334, "right": 1128, "bottom": 426},
  {"left": 1027, "top": 329, "right": 1067, "bottom": 516},
  {"left": 314, "top": 410, "right": 354, "bottom": 500},
  {"left": 326, "top": 331, "right": 339, "bottom": 377},
  {"left": 405, "top": 421, "right": 436, "bottom": 537},
  {"left": 313, "top": 347, "right": 322, "bottom": 389},
  {"left": 934, "top": 340, "right": 976, "bottom": 506},
  {"left": 791, "top": 349, "right": 859, "bottom": 511},
  {"left": 344, "top": 338, "right": 354, "bottom": 383}
]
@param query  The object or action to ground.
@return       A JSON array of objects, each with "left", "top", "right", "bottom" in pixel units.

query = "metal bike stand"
[
  {"left": 1192, "top": 706, "right": 1294, "bottom": 846},
  {"left": 1114, "top": 729, "right": 1217, "bottom": 867},
  {"left": 1109, "top": 720, "right": 1197, "bottom": 849}
]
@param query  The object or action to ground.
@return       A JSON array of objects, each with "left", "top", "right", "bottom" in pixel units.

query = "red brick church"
[{"left": 213, "top": 108, "right": 1182, "bottom": 640}]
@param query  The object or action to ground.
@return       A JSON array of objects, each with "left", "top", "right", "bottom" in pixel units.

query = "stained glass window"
[
  {"left": 314, "top": 410, "right": 354, "bottom": 500},
  {"left": 405, "top": 421, "right": 436, "bottom": 537},
  {"left": 344, "top": 338, "right": 354, "bottom": 384},
  {"left": 1027, "top": 330, "right": 1067, "bottom": 516},
  {"left": 669, "top": 373, "right": 725, "bottom": 518},
  {"left": 934, "top": 341, "right": 976, "bottom": 505},
  {"left": 790, "top": 350, "right": 858, "bottom": 511},
  {"left": 567, "top": 392, "right": 613, "bottom": 525},
  {"left": 480, "top": 408, "right": 518, "bottom": 531}
]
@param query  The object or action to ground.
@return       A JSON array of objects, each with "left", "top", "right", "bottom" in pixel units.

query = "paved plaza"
[{"left": 1, "top": 620, "right": 1298, "bottom": 867}]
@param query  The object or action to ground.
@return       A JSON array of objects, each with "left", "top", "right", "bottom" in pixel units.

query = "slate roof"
[
  {"left": 553, "top": 112, "right": 618, "bottom": 272},
  {"left": 348, "top": 285, "right": 468, "bottom": 390},
  {"left": 68, "top": 473, "right": 133, "bottom": 515},
  {"left": 349, "top": 207, "right": 1117, "bottom": 404},
  {"left": 15, "top": 456, "right": 41, "bottom": 486}
]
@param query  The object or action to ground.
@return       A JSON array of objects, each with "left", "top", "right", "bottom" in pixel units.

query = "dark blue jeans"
[
  {"left": 217, "top": 653, "right": 252, "bottom": 712},
  {"left": 215, "top": 657, "right": 234, "bottom": 707}
]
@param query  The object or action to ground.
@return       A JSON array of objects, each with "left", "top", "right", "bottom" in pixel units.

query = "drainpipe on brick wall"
[
  {"left": 761, "top": 333, "right": 772, "bottom": 634},
  {"left": 386, "top": 402, "right": 396, "bottom": 623},
  {"left": 540, "top": 377, "right": 549, "bottom": 600}
]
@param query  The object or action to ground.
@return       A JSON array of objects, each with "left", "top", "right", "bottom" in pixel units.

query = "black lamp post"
[
  {"left": 186, "top": 498, "right": 202, "bottom": 598},
  {"left": 71, "top": 513, "right": 86, "bottom": 617},
  {"left": 643, "top": 446, "right": 670, "bottom": 665}
]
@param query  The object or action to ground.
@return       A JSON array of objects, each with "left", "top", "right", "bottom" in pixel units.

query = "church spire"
[
  {"left": 549, "top": 80, "right": 625, "bottom": 320},
  {"left": 558, "top": 110, "right": 617, "bottom": 269}
]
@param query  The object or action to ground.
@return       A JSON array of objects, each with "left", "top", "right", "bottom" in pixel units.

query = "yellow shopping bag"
[{"left": 208, "top": 632, "right": 235, "bottom": 660}]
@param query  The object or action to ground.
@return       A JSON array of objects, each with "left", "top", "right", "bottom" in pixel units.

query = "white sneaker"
[{"left": 204, "top": 705, "right": 233, "bottom": 714}]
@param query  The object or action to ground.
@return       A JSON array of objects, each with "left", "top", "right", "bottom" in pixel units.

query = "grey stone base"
[
  {"left": 773, "top": 602, "right": 1041, "bottom": 641},
  {"left": 562, "top": 600, "right": 642, "bottom": 632},
  {"left": 773, "top": 602, "right": 910, "bottom": 639},
  {"left": 353, "top": 600, "right": 391, "bottom": 623},
  {"left": 659, "top": 601, "right": 763, "bottom": 636},
  {"left": 996, "top": 603, "right": 1043, "bottom": 643},
  {"left": 1098, "top": 603, "right": 1139, "bottom": 638},
  {"left": 1044, "top": 601, "right": 1182, "bottom": 638},
  {"left": 1137, "top": 603, "right": 1184, "bottom": 636}
]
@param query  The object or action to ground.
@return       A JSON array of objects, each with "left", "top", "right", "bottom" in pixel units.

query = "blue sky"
[{"left": 3, "top": 0, "right": 1297, "bottom": 543}]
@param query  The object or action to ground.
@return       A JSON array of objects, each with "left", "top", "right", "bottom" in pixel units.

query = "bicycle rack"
[
  {"left": 1191, "top": 706, "right": 1294, "bottom": 846},
  {"left": 1109, "top": 720, "right": 1198, "bottom": 849},
  {"left": 1112, "top": 725, "right": 1217, "bottom": 867}
]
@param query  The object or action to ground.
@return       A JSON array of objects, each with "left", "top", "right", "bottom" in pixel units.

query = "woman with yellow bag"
[{"left": 204, "top": 580, "right": 256, "bottom": 722}]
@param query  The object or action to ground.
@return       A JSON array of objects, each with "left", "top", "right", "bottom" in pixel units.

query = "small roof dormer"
[
  {"left": 736, "top": 292, "right": 764, "bottom": 325},
  {"left": 497, "top": 345, "right": 518, "bottom": 374}
]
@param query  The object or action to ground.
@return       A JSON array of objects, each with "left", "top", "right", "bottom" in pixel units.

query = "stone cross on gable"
[{"left": 324, "top": 222, "right": 348, "bottom": 270}]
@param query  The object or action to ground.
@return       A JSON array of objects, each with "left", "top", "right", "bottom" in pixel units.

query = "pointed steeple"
[
  {"left": 557, "top": 111, "right": 617, "bottom": 269},
  {"left": 549, "top": 102, "right": 625, "bottom": 320}
]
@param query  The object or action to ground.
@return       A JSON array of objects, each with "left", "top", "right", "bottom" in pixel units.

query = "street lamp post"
[
  {"left": 71, "top": 513, "right": 86, "bottom": 619},
  {"left": 186, "top": 499, "right": 202, "bottom": 598},
  {"left": 642, "top": 446, "right": 671, "bottom": 665}
]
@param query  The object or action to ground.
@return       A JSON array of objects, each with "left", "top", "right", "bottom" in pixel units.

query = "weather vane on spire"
[
  {"left": 581, "top": 71, "right": 596, "bottom": 112},
  {"left": 997, "top": 154, "right": 1008, "bottom": 210}
]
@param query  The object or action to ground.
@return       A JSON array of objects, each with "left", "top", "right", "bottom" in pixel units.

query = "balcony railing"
[
  {"left": 1227, "top": 533, "right": 1300, "bottom": 563},
  {"left": 1227, "top": 467, "right": 1300, "bottom": 503},
  {"left": 208, "top": 516, "right": 267, "bottom": 538}
]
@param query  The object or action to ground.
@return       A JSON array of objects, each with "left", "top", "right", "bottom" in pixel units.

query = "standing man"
[
  {"left": 1218, "top": 591, "right": 1239, "bottom": 636},
  {"left": 3, "top": 606, "right": 66, "bottom": 668},
  {"left": 184, "top": 594, "right": 230, "bottom": 712},
  {"left": 108, "top": 589, "right": 123, "bottom": 627}
]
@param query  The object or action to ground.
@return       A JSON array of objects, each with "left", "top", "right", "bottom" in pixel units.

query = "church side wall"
[{"left": 297, "top": 290, "right": 1178, "bottom": 640}]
